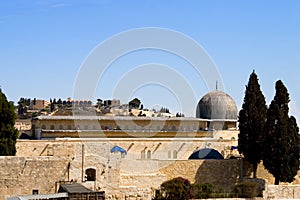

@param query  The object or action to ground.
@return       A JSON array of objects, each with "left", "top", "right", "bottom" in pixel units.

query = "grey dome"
[{"left": 196, "top": 91, "right": 237, "bottom": 120}]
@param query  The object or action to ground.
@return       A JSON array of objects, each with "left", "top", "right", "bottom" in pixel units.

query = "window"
[
  {"left": 168, "top": 151, "right": 171, "bottom": 159},
  {"left": 163, "top": 125, "right": 168, "bottom": 131},
  {"left": 157, "top": 126, "right": 161, "bottom": 131},
  {"left": 121, "top": 152, "right": 126, "bottom": 158},
  {"left": 125, "top": 125, "right": 129, "bottom": 130},
  {"left": 147, "top": 150, "right": 151, "bottom": 159},
  {"left": 186, "top": 126, "right": 190, "bottom": 131},
  {"left": 67, "top": 125, "right": 72, "bottom": 130},
  {"left": 92, "top": 125, "right": 97, "bottom": 130},
  {"left": 141, "top": 150, "right": 146, "bottom": 159},
  {"left": 85, "top": 168, "right": 96, "bottom": 181},
  {"left": 84, "top": 125, "right": 88, "bottom": 130},
  {"left": 32, "top": 190, "right": 39, "bottom": 195},
  {"left": 50, "top": 125, "right": 55, "bottom": 130},
  {"left": 41, "top": 125, "right": 46, "bottom": 129},
  {"left": 47, "top": 146, "right": 53, "bottom": 156},
  {"left": 172, "top": 126, "right": 176, "bottom": 131},
  {"left": 173, "top": 150, "right": 178, "bottom": 159},
  {"left": 59, "top": 125, "right": 63, "bottom": 130}
]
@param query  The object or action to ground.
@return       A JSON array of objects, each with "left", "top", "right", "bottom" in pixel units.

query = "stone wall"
[
  {"left": 0, "top": 157, "right": 241, "bottom": 200},
  {"left": 0, "top": 157, "right": 69, "bottom": 199},
  {"left": 8, "top": 139, "right": 300, "bottom": 200},
  {"left": 263, "top": 185, "right": 300, "bottom": 199},
  {"left": 16, "top": 138, "right": 238, "bottom": 160}
]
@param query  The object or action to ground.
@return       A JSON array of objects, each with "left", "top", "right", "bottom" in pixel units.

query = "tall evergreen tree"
[
  {"left": 262, "top": 80, "right": 300, "bottom": 184},
  {"left": 0, "top": 89, "right": 19, "bottom": 155},
  {"left": 238, "top": 71, "right": 267, "bottom": 178}
]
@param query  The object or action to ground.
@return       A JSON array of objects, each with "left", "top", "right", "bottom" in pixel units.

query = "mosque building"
[
  {"left": 30, "top": 90, "right": 239, "bottom": 160},
  {"left": 2, "top": 90, "right": 243, "bottom": 199}
]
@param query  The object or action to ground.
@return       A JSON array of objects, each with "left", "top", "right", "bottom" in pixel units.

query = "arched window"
[
  {"left": 121, "top": 152, "right": 126, "bottom": 158},
  {"left": 41, "top": 125, "right": 46, "bottom": 129},
  {"left": 84, "top": 125, "right": 88, "bottom": 130},
  {"left": 163, "top": 125, "right": 168, "bottom": 131},
  {"left": 186, "top": 126, "right": 190, "bottom": 131},
  {"left": 59, "top": 125, "right": 63, "bottom": 130},
  {"left": 85, "top": 168, "right": 96, "bottom": 181},
  {"left": 141, "top": 150, "right": 146, "bottom": 159},
  {"left": 147, "top": 150, "right": 151, "bottom": 159},
  {"left": 50, "top": 125, "right": 55, "bottom": 130},
  {"left": 67, "top": 125, "right": 72, "bottom": 130},
  {"left": 157, "top": 126, "right": 161, "bottom": 131},
  {"left": 173, "top": 150, "right": 178, "bottom": 159},
  {"left": 92, "top": 125, "right": 97, "bottom": 130}
]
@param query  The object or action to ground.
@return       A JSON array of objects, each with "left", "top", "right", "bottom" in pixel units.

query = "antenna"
[{"left": 216, "top": 81, "right": 218, "bottom": 91}]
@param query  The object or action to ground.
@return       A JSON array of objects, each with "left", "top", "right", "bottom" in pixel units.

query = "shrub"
[
  {"left": 191, "top": 183, "right": 214, "bottom": 199},
  {"left": 233, "top": 181, "right": 259, "bottom": 198},
  {"left": 153, "top": 177, "right": 191, "bottom": 200}
]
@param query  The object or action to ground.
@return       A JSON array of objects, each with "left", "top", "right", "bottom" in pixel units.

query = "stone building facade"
[{"left": 4, "top": 90, "right": 299, "bottom": 199}]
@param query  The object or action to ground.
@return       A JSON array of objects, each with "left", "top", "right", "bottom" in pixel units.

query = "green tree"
[
  {"left": 238, "top": 71, "right": 267, "bottom": 178},
  {"left": 50, "top": 98, "right": 54, "bottom": 112},
  {"left": 129, "top": 98, "right": 141, "bottom": 109},
  {"left": 0, "top": 89, "right": 19, "bottom": 155},
  {"left": 262, "top": 80, "right": 300, "bottom": 185}
]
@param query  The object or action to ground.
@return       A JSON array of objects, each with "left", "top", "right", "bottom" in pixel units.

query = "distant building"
[
  {"left": 30, "top": 99, "right": 50, "bottom": 110},
  {"left": 103, "top": 99, "right": 120, "bottom": 107}
]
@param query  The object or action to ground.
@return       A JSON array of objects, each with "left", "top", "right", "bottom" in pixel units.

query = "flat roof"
[
  {"left": 35, "top": 115, "right": 236, "bottom": 122},
  {"left": 7, "top": 193, "right": 68, "bottom": 200}
]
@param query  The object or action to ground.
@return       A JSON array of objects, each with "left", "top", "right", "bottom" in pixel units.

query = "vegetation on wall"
[
  {"left": 0, "top": 89, "right": 19, "bottom": 156},
  {"left": 153, "top": 177, "right": 261, "bottom": 199}
]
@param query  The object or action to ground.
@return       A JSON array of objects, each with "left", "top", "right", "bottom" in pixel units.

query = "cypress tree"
[
  {"left": 238, "top": 71, "right": 267, "bottom": 178},
  {"left": 0, "top": 89, "right": 19, "bottom": 155},
  {"left": 263, "top": 80, "right": 300, "bottom": 184}
]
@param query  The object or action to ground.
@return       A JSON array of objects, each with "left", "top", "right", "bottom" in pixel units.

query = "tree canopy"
[
  {"left": 129, "top": 98, "right": 141, "bottom": 109},
  {"left": 0, "top": 89, "right": 19, "bottom": 155},
  {"left": 238, "top": 71, "right": 267, "bottom": 178},
  {"left": 262, "top": 80, "right": 300, "bottom": 184}
]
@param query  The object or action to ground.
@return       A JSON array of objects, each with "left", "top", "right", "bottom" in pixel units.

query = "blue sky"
[{"left": 0, "top": 1, "right": 299, "bottom": 119}]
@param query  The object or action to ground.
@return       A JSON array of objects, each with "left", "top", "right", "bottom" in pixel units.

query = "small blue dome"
[{"left": 188, "top": 148, "right": 224, "bottom": 159}]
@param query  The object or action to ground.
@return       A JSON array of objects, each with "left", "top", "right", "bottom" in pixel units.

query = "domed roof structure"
[
  {"left": 196, "top": 91, "right": 237, "bottom": 120},
  {"left": 188, "top": 148, "right": 224, "bottom": 159}
]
